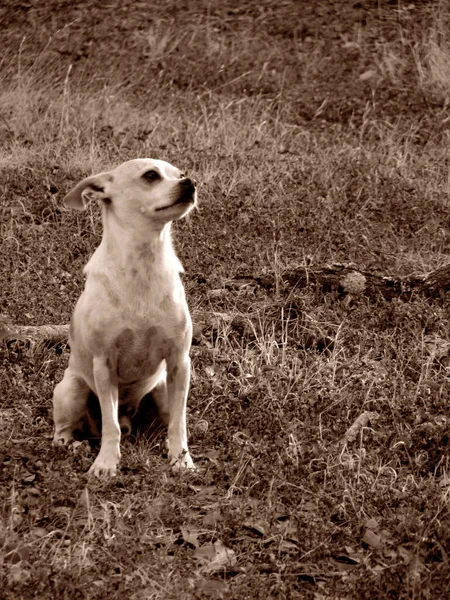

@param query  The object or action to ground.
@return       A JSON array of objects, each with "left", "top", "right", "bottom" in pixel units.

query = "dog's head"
[{"left": 63, "top": 159, "right": 197, "bottom": 227}]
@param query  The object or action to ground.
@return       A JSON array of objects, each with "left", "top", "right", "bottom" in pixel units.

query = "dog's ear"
[{"left": 64, "top": 172, "right": 113, "bottom": 210}]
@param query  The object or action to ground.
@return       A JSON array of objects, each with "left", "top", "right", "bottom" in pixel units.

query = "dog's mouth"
[{"left": 155, "top": 186, "right": 197, "bottom": 212}]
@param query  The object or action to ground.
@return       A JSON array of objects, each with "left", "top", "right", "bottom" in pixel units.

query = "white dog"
[{"left": 52, "top": 159, "right": 197, "bottom": 476}]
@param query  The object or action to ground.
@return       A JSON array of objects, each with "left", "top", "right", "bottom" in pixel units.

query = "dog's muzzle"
[{"left": 176, "top": 178, "right": 197, "bottom": 204}]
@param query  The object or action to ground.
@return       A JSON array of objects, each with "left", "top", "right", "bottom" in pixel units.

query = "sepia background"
[{"left": 1, "top": 1, "right": 449, "bottom": 597}]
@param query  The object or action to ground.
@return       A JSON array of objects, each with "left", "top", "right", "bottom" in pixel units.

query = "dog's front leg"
[
  {"left": 89, "top": 356, "right": 121, "bottom": 477},
  {"left": 166, "top": 356, "right": 194, "bottom": 470}
]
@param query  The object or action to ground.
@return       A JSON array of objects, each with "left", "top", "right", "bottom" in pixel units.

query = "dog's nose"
[{"left": 179, "top": 178, "right": 196, "bottom": 198}]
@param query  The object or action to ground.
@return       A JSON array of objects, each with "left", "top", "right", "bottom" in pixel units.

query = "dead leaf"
[
  {"left": 278, "top": 539, "right": 299, "bottom": 554},
  {"left": 424, "top": 334, "right": 450, "bottom": 360},
  {"left": 21, "top": 473, "right": 35, "bottom": 484},
  {"left": 189, "top": 484, "right": 219, "bottom": 497},
  {"left": 194, "top": 540, "right": 236, "bottom": 573},
  {"left": 192, "top": 322, "right": 206, "bottom": 340},
  {"left": 362, "top": 529, "right": 383, "bottom": 551},
  {"left": 397, "top": 545, "right": 412, "bottom": 562},
  {"left": 359, "top": 69, "right": 377, "bottom": 81},
  {"left": 31, "top": 527, "right": 47, "bottom": 539},
  {"left": 8, "top": 563, "right": 31, "bottom": 583},
  {"left": 208, "top": 289, "right": 227, "bottom": 298},
  {"left": 79, "top": 487, "right": 90, "bottom": 509},
  {"left": 180, "top": 526, "right": 200, "bottom": 548},
  {"left": 364, "top": 517, "right": 379, "bottom": 530},
  {"left": 203, "top": 510, "right": 221, "bottom": 527},
  {"left": 196, "top": 579, "right": 228, "bottom": 599},
  {"left": 243, "top": 521, "right": 266, "bottom": 537},
  {"left": 439, "top": 473, "right": 450, "bottom": 488},
  {"left": 4, "top": 544, "right": 29, "bottom": 564},
  {"left": 195, "top": 449, "right": 220, "bottom": 465},
  {"left": 204, "top": 365, "right": 216, "bottom": 378},
  {"left": 408, "top": 553, "right": 424, "bottom": 585},
  {"left": 301, "top": 501, "right": 318, "bottom": 513},
  {"left": 332, "top": 554, "right": 360, "bottom": 571}
]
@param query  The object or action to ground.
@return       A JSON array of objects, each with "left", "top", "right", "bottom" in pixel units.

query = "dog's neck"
[{"left": 85, "top": 218, "right": 183, "bottom": 284}]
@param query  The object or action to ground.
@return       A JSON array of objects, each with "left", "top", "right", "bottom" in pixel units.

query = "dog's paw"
[
  {"left": 169, "top": 449, "right": 195, "bottom": 471},
  {"left": 53, "top": 432, "right": 73, "bottom": 446},
  {"left": 88, "top": 452, "right": 119, "bottom": 477}
]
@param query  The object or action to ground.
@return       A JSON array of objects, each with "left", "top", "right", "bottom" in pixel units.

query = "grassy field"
[{"left": 1, "top": 0, "right": 450, "bottom": 598}]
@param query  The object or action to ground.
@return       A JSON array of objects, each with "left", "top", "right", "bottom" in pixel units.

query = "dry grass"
[{"left": 1, "top": 1, "right": 450, "bottom": 598}]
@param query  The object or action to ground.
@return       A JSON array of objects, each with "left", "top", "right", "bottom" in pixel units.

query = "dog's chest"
[{"left": 113, "top": 322, "right": 180, "bottom": 382}]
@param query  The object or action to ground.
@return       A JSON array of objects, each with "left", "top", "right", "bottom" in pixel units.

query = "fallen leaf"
[
  {"left": 332, "top": 554, "right": 360, "bottom": 571},
  {"left": 408, "top": 553, "right": 424, "bottom": 585},
  {"left": 195, "top": 449, "right": 220, "bottom": 465},
  {"left": 243, "top": 521, "right": 266, "bottom": 537},
  {"left": 362, "top": 529, "right": 383, "bottom": 551},
  {"left": 424, "top": 334, "right": 450, "bottom": 360},
  {"left": 8, "top": 563, "right": 31, "bottom": 583},
  {"left": 278, "top": 539, "right": 299, "bottom": 554},
  {"left": 439, "top": 473, "right": 450, "bottom": 488},
  {"left": 194, "top": 540, "right": 236, "bottom": 573},
  {"left": 359, "top": 69, "right": 377, "bottom": 81},
  {"left": 180, "top": 526, "right": 200, "bottom": 548},
  {"left": 31, "top": 527, "right": 47, "bottom": 539},
  {"left": 196, "top": 579, "right": 228, "bottom": 599},
  {"left": 364, "top": 517, "right": 379, "bottom": 530},
  {"left": 192, "top": 322, "right": 206, "bottom": 340},
  {"left": 301, "top": 501, "right": 318, "bottom": 513},
  {"left": 79, "top": 487, "right": 90, "bottom": 509},
  {"left": 204, "top": 365, "right": 216, "bottom": 377},
  {"left": 21, "top": 473, "right": 35, "bottom": 484},
  {"left": 189, "top": 484, "right": 219, "bottom": 497},
  {"left": 203, "top": 510, "right": 221, "bottom": 527},
  {"left": 4, "top": 545, "right": 29, "bottom": 564},
  {"left": 397, "top": 545, "right": 412, "bottom": 562},
  {"left": 208, "top": 289, "right": 227, "bottom": 298}
]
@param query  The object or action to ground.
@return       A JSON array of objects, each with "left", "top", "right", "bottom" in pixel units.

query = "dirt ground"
[{"left": 1, "top": 1, "right": 449, "bottom": 598}]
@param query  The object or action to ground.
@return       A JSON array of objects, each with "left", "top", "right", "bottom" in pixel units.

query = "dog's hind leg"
[
  {"left": 151, "top": 377, "right": 170, "bottom": 426},
  {"left": 53, "top": 368, "right": 90, "bottom": 445}
]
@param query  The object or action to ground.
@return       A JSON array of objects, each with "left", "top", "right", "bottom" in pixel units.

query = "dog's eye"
[
  {"left": 179, "top": 173, "right": 185, "bottom": 179},
  {"left": 142, "top": 170, "right": 160, "bottom": 182}
]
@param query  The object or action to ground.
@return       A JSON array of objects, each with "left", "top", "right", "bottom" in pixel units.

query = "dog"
[{"left": 52, "top": 158, "right": 197, "bottom": 476}]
